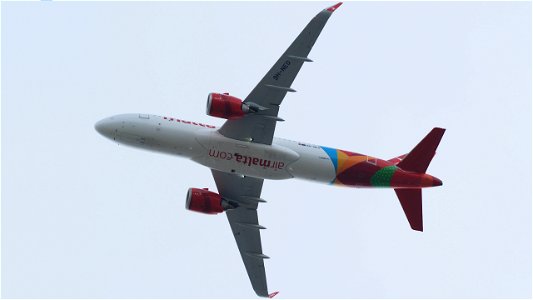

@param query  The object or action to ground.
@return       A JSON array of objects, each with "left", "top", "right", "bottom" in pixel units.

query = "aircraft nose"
[
  {"left": 433, "top": 177, "right": 443, "bottom": 187},
  {"left": 95, "top": 117, "right": 117, "bottom": 139}
]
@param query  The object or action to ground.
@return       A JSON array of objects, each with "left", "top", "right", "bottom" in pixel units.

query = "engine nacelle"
[
  {"left": 206, "top": 93, "right": 249, "bottom": 120},
  {"left": 185, "top": 188, "right": 237, "bottom": 215}
]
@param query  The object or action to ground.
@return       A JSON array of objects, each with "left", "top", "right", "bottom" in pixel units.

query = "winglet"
[
  {"left": 326, "top": 2, "right": 343, "bottom": 12},
  {"left": 268, "top": 291, "right": 279, "bottom": 298}
]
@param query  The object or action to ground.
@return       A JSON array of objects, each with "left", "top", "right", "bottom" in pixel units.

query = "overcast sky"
[{"left": 2, "top": 1, "right": 531, "bottom": 298}]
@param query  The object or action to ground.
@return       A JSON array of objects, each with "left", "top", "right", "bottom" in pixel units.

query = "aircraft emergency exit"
[{"left": 95, "top": 2, "right": 445, "bottom": 297}]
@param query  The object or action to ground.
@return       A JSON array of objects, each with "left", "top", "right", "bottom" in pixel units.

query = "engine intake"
[
  {"left": 206, "top": 93, "right": 250, "bottom": 120},
  {"left": 185, "top": 188, "right": 237, "bottom": 214}
]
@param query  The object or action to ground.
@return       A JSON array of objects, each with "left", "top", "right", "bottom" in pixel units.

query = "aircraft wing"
[
  {"left": 210, "top": 169, "right": 271, "bottom": 297},
  {"left": 218, "top": 2, "right": 342, "bottom": 145}
]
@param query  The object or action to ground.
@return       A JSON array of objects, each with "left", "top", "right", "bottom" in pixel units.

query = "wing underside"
[
  {"left": 211, "top": 169, "right": 270, "bottom": 297},
  {"left": 209, "top": 3, "right": 343, "bottom": 297},
  {"left": 218, "top": 3, "right": 342, "bottom": 145}
]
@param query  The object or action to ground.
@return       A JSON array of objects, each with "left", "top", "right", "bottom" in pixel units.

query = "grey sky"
[{"left": 2, "top": 1, "right": 531, "bottom": 298}]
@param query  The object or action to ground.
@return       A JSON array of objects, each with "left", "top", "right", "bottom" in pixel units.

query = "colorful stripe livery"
[{"left": 320, "top": 146, "right": 441, "bottom": 188}]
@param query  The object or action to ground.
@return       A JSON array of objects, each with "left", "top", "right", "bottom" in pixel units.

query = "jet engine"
[
  {"left": 206, "top": 93, "right": 250, "bottom": 120},
  {"left": 185, "top": 188, "right": 238, "bottom": 214}
]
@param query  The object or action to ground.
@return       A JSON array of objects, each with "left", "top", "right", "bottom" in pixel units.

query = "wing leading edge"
[{"left": 219, "top": 2, "right": 343, "bottom": 145}]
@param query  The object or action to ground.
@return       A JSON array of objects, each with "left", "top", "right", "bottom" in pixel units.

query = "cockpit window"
[{"left": 138, "top": 114, "right": 150, "bottom": 119}]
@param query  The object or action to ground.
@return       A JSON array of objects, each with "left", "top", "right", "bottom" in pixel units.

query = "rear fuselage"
[{"left": 95, "top": 113, "right": 442, "bottom": 189}]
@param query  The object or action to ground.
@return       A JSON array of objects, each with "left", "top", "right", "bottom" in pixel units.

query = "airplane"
[{"left": 95, "top": 2, "right": 445, "bottom": 298}]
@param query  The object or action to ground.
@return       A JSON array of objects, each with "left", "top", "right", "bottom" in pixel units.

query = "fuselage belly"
[{"left": 95, "top": 113, "right": 442, "bottom": 189}]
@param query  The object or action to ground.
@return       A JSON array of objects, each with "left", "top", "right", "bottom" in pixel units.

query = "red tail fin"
[
  {"left": 395, "top": 188, "right": 423, "bottom": 231},
  {"left": 397, "top": 128, "right": 445, "bottom": 173}
]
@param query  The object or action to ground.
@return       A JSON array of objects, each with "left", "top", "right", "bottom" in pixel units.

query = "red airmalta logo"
[
  {"left": 163, "top": 116, "right": 216, "bottom": 128},
  {"left": 208, "top": 149, "right": 285, "bottom": 170}
]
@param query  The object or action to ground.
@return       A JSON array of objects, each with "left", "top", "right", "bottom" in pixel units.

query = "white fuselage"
[{"left": 95, "top": 114, "right": 337, "bottom": 184}]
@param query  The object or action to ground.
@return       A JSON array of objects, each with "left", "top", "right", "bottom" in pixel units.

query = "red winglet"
[
  {"left": 326, "top": 2, "right": 343, "bottom": 12},
  {"left": 268, "top": 291, "right": 279, "bottom": 298}
]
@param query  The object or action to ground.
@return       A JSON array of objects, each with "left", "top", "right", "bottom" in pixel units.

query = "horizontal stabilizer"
[
  {"left": 397, "top": 128, "right": 445, "bottom": 174},
  {"left": 388, "top": 153, "right": 407, "bottom": 165},
  {"left": 394, "top": 188, "right": 423, "bottom": 231}
]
